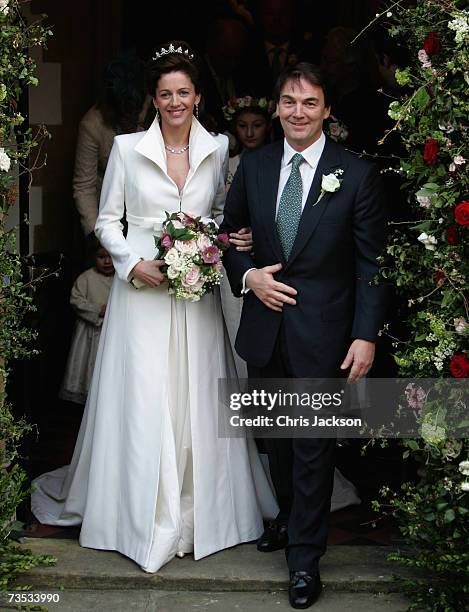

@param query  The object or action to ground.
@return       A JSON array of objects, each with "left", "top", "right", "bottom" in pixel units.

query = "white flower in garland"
[
  {"left": 453, "top": 155, "right": 466, "bottom": 165},
  {"left": 459, "top": 460, "right": 469, "bottom": 476},
  {"left": 421, "top": 422, "right": 446, "bottom": 445},
  {"left": 0, "top": 147, "right": 11, "bottom": 172},
  {"left": 460, "top": 482, "right": 469, "bottom": 492},
  {"left": 416, "top": 194, "right": 431, "bottom": 208},
  {"left": 0, "top": 0, "right": 9, "bottom": 15},
  {"left": 417, "top": 232, "right": 437, "bottom": 251},
  {"left": 454, "top": 317, "right": 468, "bottom": 334},
  {"left": 448, "top": 12, "right": 469, "bottom": 43}
]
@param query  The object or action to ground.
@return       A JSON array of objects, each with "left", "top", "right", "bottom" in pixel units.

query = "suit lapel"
[
  {"left": 285, "top": 137, "right": 343, "bottom": 269},
  {"left": 259, "top": 140, "right": 285, "bottom": 263}
]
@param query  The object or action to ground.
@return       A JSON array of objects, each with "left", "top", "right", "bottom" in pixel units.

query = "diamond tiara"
[{"left": 152, "top": 43, "right": 194, "bottom": 61}]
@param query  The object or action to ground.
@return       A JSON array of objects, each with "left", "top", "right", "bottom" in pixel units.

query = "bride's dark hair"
[{"left": 145, "top": 40, "right": 202, "bottom": 96}]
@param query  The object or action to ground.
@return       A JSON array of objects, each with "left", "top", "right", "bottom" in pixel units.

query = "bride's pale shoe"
[{"left": 176, "top": 551, "right": 185, "bottom": 558}]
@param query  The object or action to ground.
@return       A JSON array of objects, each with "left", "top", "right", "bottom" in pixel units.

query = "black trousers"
[{"left": 248, "top": 324, "right": 336, "bottom": 574}]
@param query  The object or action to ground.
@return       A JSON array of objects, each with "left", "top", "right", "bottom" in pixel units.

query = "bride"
[{"left": 31, "top": 41, "right": 278, "bottom": 573}]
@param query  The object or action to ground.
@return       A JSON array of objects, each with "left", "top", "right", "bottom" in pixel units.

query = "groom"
[{"left": 221, "top": 63, "right": 387, "bottom": 608}]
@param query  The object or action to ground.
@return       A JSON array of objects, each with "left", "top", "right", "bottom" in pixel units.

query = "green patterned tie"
[{"left": 276, "top": 153, "right": 304, "bottom": 259}]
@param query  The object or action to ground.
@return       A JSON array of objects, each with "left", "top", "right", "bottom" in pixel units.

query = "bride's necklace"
[{"left": 164, "top": 142, "right": 189, "bottom": 155}]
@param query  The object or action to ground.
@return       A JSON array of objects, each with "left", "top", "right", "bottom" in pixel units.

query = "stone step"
[
  {"left": 18, "top": 539, "right": 417, "bottom": 594},
  {"left": 1, "top": 589, "right": 411, "bottom": 612}
]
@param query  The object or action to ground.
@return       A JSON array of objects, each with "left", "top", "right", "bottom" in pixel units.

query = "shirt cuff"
[{"left": 241, "top": 268, "right": 256, "bottom": 294}]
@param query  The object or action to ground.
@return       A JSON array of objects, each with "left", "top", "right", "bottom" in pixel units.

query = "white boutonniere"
[{"left": 314, "top": 169, "right": 344, "bottom": 205}]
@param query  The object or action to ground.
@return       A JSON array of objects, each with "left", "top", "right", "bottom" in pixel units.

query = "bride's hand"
[
  {"left": 229, "top": 227, "right": 253, "bottom": 252},
  {"left": 131, "top": 260, "right": 165, "bottom": 288}
]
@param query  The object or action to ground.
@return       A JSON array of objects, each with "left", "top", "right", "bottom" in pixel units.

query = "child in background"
[{"left": 59, "top": 241, "right": 114, "bottom": 404}]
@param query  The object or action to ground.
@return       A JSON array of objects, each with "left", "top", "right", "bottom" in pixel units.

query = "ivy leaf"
[{"left": 414, "top": 87, "right": 430, "bottom": 111}]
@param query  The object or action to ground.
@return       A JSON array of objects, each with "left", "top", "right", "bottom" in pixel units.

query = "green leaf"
[
  {"left": 414, "top": 87, "right": 430, "bottom": 111},
  {"left": 444, "top": 509, "right": 455, "bottom": 523},
  {"left": 410, "top": 221, "right": 433, "bottom": 232}
]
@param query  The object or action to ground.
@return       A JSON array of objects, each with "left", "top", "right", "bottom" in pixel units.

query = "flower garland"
[
  {"left": 367, "top": 2, "right": 469, "bottom": 609},
  {"left": 222, "top": 96, "right": 275, "bottom": 122}
]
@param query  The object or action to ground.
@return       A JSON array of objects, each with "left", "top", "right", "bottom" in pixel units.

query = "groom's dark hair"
[{"left": 274, "top": 63, "right": 330, "bottom": 108}]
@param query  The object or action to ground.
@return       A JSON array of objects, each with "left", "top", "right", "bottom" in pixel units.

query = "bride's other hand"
[
  {"left": 229, "top": 227, "right": 253, "bottom": 252},
  {"left": 131, "top": 260, "right": 165, "bottom": 287}
]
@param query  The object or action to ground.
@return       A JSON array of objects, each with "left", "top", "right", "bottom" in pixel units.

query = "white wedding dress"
[{"left": 31, "top": 117, "right": 278, "bottom": 572}]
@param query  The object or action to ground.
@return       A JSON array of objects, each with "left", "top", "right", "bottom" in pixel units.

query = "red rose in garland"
[
  {"left": 423, "top": 139, "right": 439, "bottom": 165},
  {"left": 435, "top": 270, "right": 445, "bottom": 285},
  {"left": 449, "top": 354, "right": 469, "bottom": 378},
  {"left": 445, "top": 225, "right": 459, "bottom": 244},
  {"left": 454, "top": 201, "right": 469, "bottom": 226},
  {"left": 423, "top": 31, "right": 441, "bottom": 56}
]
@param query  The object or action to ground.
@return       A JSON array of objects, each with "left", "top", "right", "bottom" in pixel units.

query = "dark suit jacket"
[{"left": 221, "top": 137, "right": 388, "bottom": 377}]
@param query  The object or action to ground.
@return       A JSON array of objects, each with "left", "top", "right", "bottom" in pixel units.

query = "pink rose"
[
  {"left": 161, "top": 233, "right": 173, "bottom": 249},
  {"left": 172, "top": 219, "right": 185, "bottom": 229},
  {"left": 197, "top": 234, "right": 212, "bottom": 251},
  {"left": 201, "top": 246, "right": 220, "bottom": 264},
  {"left": 181, "top": 264, "right": 203, "bottom": 288},
  {"left": 175, "top": 239, "right": 198, "bottom": 255}
]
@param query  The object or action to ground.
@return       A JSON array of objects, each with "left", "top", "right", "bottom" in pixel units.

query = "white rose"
[
  {"left": 454, "top": 317, "right": 468, "bottom": 334},
  {"left": 459, "top": 460, "right": 469, "bottom": 476},
  {"left": 453, "top": 155, "right": 466, "bottom": 165},
  {"left": 416, "top": 195, "right": 431, "bottom": 208},
  {"left": 166, "top": 264, "right": 180, "bottom": 279},
  {"left": 0, "top": 147, "right": 11, "bottom": 172},
  {"left": 417, "top": 232, "right": 437, "bottom": 251},
  {"left": 460, "top": 481, "right": 469, "bottom": 492},
  {"left": 174, "top": 239, "right": 197, "bottom": 256},
  {"left": 321, "top": 173, "right": 341, "bottom": 193},
  {"left": 164, "top": 248, "right": 180, "bottom": 266},
  {"left": 172, "top": 255, "right": 189, "bottom": 272},
  {"left": 0, "top": 0, "right": 9, "bottom": 15}
]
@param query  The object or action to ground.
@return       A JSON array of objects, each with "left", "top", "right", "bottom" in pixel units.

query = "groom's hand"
[
  {"left": 245, "top": 264, "right": 297, "bottom": 312},
  {"left": 340, "top": 339, "right": 375, "bottom": 383}
]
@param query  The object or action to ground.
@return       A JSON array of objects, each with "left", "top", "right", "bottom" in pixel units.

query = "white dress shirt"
[{"left": 242, "top": 133, "right": 326, "bottom": 292}]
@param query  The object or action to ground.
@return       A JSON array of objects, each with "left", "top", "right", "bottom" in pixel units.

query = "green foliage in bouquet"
[
  {"left": 0, "top": 0, "right": 56, "bottom": 605},
  {"left": 367, "top": 1, "right": 469, "bottom": 610}
]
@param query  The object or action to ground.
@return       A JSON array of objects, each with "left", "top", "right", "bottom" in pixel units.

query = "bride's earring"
[{"left": 194, "top": 103, "right": 199, "bottom": 119}]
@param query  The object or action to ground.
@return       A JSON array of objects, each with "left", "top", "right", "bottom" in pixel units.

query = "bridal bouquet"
[{"left": 154, "top": 212, "right": 230, "bottom": 302}]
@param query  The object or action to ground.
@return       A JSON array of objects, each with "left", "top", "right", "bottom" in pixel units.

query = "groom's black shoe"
[
  {"left": 288, "top": 571, "right": 322, "bottom": 609},
  {"left": 256, "top": 522, "right": 288, "bottom": 552}
]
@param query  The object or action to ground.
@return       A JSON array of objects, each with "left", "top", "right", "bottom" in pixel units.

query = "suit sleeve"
[
  {"left": 94, "top": 138, "right": 142, "bottom": 282},
  {"left": 351, "top": 165, "right": 388, "bottom": 341},
  {"left": 219, "top": 154, "right": 256, "bottom": 297}
]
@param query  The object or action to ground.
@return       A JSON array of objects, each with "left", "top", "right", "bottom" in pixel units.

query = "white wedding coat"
[{"left": 31, "top": 116, "right": 277, "bottom": 572}]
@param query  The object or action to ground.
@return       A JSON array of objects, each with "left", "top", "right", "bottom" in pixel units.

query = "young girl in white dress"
[
  {"left": 59, "top": 242, "right": 114, "bottom": 404},
  {"left": 31, "top": 41, "right": 277, "bottom": 573}
]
